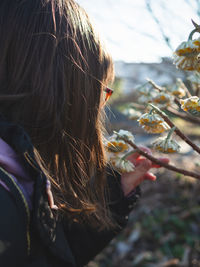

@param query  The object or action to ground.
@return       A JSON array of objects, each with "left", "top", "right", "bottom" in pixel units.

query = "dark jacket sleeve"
[
  {"left": 62, "top": 169, "right": 141, "bottom": 267},
  {"left": 0, "top": 186, "right": 28, "bottom": 267}
]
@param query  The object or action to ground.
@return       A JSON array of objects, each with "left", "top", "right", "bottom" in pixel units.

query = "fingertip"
[
  {"left": 159, "top": 157, "right": 170, "bottom": 162},
  {"left": 127, "top": 152, "right": 140, "bottom": 161},
  {"left": 144, "top": 172, "right": 157, "bottom": 181}
]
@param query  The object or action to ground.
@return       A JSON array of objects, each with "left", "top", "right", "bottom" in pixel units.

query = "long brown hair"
[{"left": 0, "top": 0, "right": 115, "bottom": 228}]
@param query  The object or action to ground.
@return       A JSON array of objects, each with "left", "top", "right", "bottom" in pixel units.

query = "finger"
[
  {"left": 151, "top": 158, "right": 170, "bottom": 168},
  {"left": 126, "top": 152, "right": 140, "bottom": 162},
  {"left": 121, "top": 164, "right": 157, "bottom": 194},
  {"left": 122, "top": 168, "right": 156, "bottom": 190},
  {"left": 131, "top": 159, "right": 153, "bottom": 179},
  {"left": 127, "top": 146, "right": 152, "bottom": 163},
  {"left": 143, "top": 172, "right": 157, "bottom": 181},
  {"left": 135, "top": 157, "right": 152, "bottom": 168}
]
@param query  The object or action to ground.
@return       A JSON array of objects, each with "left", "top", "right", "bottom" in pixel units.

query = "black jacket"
[{"left": 0, "top": 119, "right": 141, "bottom": 267}]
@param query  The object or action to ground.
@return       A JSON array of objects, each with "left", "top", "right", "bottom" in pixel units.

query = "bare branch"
[
  {"left": 145, "top": 0, "right": 173, "bottom": 51},
  {"left": 167, "top": 106, "right": 200, "bottom": 125},
  {"left": 119, "top": 137, "right": 200, "bottom": 180}
]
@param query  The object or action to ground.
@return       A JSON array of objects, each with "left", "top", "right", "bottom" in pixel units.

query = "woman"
[{"left": 0, "top": 0, "right": 168, "bottom": 266}]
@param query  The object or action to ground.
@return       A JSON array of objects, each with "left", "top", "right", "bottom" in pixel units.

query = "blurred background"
[
  {"left": 78, "top": 0, "right": 199, "bottom": 63},
  {"left": 76, "top": 0, "right": 200, "bottom": 266}
]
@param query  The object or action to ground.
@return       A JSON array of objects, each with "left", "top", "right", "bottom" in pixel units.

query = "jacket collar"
[{"left": 0, "top": 117, "right": 76, "bottom": 266}]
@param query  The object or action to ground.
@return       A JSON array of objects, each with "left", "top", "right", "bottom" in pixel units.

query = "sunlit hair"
[{"left": 0, "top": 0, "right": 115, "bottom": 228}]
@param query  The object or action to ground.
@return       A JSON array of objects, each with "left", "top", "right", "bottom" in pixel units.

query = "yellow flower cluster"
[
  {"left": 168, "top": 79, "right": 186, "bottom": 98},
  {"left": 137, "top": 82, "right": 174, "bottom": 108},
  {"left": 116, "top": 129, "right": 135, "bottom": 142},
  {"left": 180, "top": 96, "right": 200, "bottom": 116},
  {"left": 138, "top": 113, "right": 170, "bottom": 134},
  {"left": 153, "top": 92, "right": 172, "bottom": 106},
  {"left": 106, "top": 141, "right": 129, "bottom": 153},
  {"left": 173, "top": 38, "right": 200, "bottom": 71},
  {"left": 110, "top": 157, "right": 135, "bottom": 173},
  {"left": 105, "top": 130, "right": 135, "bottom": 173},
  {"left": 137, "top": 83, "right": 153, "bottom": 96},
  {"left": 138, "top": 113, "right": 163, "bottom": 125},
  {"left": 142, "top": 123, "right": 169, "bottom": 134},
  {"left": 137, "top": 83, "right": 158, "bottom": 105},
  {"left": 152, "top": 137, "right": 180, "bottom": 154}
]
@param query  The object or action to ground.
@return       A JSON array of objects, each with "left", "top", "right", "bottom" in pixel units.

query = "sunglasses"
[{"left": 103, "top": 87, "right": 113, "bottom": 102}]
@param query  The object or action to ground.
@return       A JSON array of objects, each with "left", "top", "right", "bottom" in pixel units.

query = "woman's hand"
[{"left": 121, "top": 146, "right": 169, "bottom": 196}]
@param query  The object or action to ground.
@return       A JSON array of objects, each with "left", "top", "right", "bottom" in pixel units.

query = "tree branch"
[
  {"left": 150, "top": 104, "right": 200, "bottom": 155},
  {"left": 167, "top": 106, "right": 200, "bottom": 125},
  {"left": 119, "top": 137, "right": 200, "bottom": 180}
]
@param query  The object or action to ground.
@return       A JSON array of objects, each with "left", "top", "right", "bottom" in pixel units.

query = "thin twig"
[
  {"left": 120, "top": 137, "right": 200, "bottom": 180},
  {"left": 150, "top": 104, "right": 200, "bottom": 155},
  {"left": 177, "top": 79, "right": 192, "bottom": 98},
  {"left": 167, "top": 106, "right": 200, "bottom": 125},
  {"left": 147, "top": 79, "right": 191, "bottom": 106},
  {"left": 174, "top": 97, "right": 181, "bottom": 108},
  {"left": 195, "top": 86, "right": 200, "bottom": 97},
  {"left": 147, "top": 79, "right": 181, "bottom": 109},
  {"left": 147, "top": 79, "right": 165, "bottom": 92}
]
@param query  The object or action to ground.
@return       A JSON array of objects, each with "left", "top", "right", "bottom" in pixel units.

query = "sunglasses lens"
[{"left": 104, "top": 88, "right": 113, "bottom": 102}]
